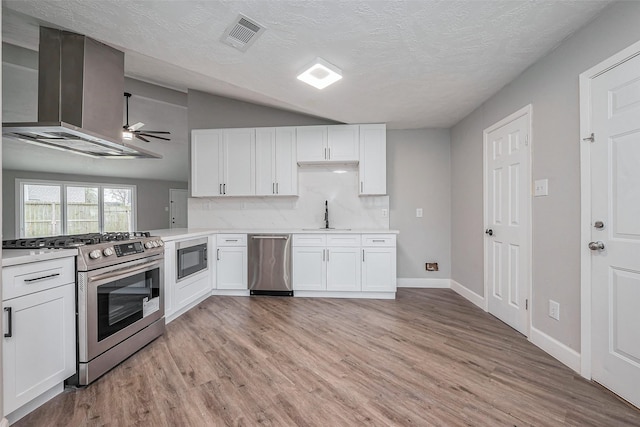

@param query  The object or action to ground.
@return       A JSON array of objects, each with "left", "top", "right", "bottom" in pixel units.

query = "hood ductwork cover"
[{"left": 2, "top": 27, "right": 161, "bottom": 159}]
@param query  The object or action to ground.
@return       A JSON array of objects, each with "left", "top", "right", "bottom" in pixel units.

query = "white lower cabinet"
[
  {"left": 2, "top": 258, "right": 76, "bottom": 418},
  {"left": 292, "top": 234, "right": 361, "bottom": 292},
  {"left": 216, "top": 234, "right": 247, "bottom": 290},
  {"left": 361, "top": 235, "right": 397, "bottom": 292}
]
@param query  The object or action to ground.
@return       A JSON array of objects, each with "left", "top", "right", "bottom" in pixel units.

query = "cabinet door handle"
[
  {"left": 24, "top": 272, "right": 60, "bottom": 283},
  {"left": 217, "top": 249, "right": 220, "bottom": 260},
  {"left": 361, "top": 182, "right": 363, "bottom": 193},
  {"left": 324, "top": 147, "right": 327, "bottom": 160},
  {"left": 328, "top": 147, "right": 331, "bottom": 159},
  {"left": 372, "top": 239, "right": 385, "bottom": 243},
  {"left": 223, "top": 183, "right": 226, "bottom": 195},
  {"left": 4, "top": 307, "right": 12, "bottom": 338},
  {"left": 326, "top": 249, "right": 329, "bottom": 262},
  {"left": 272, "top": 183, "right": 275, "bottom": 194},
  {"left": 276, "top": 183, "right": 279, "bottom": 194},
  {"left": 362, "top": 249, "right": 365, "bottom": 262},
  {"left": 322, "top": 249, "right": 325, "bottom": 262},
  {"left": 219, "top": 184, "right": 222, "bottom": 195}
]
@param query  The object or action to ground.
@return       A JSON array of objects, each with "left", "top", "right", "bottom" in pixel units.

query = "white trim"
[
  {"left": 210, "top": 289, "right": 250, "bottom": 297},
  {"left": 578, "top": 38, "right": 640, "bottom": 380},
  {"left": 1, "top": 418, "right": 9, "bottom": 427},
  {"left": 396, "top": 278, "right": 450, "bottom": 288},
  {"left": 294, "top": 291, "right": 395, "bottom": 299},
  {"left": 482, "top": 104, "right": 533, "bottom": 336},
  {"left": 530, "top": 326, "right": 581, "bottom": 374},
  {"left": 5, "top": 383, "right": 64, "bottom": 425},
  {"left": 450, "top": 279, "right": 485, "bottom": 310}
]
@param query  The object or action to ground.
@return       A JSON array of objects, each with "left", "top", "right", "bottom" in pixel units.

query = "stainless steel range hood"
[{"left": 2, "top": 27, "right": 161, "bottom": 159}]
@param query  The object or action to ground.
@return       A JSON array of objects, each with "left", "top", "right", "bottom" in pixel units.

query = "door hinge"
[
  {"left": 525, "top": 299, "right": 528, "bottom": 310},
  {"left": 582, "top": 133, "right": 595, "bottom": 143}
]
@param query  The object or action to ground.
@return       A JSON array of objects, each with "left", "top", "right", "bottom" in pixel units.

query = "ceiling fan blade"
[
  {"left": 137, "top": 130, "right": 171, "bottom": 134},
  {"left": 129, "top": 122, "right": 145, "bottom": 131},
  {"left": 140, "top": 133, "right": 171, "bottom": 141},
  {"left": 135, "top": 134, "right": 150, "bottom": 143}
]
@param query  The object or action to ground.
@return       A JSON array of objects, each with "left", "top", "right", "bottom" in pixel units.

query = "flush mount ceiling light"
[{"left": 297, "top": 57, "right": 342, "bottom": 90}]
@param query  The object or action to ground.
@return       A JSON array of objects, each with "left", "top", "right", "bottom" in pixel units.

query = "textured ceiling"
[{"left": 3, "top": 0, "right": 611, "bottom": 129}]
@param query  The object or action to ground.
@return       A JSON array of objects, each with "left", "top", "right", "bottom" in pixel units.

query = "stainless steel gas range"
[{"left": 3, "top": 232, "right": 166, "bottom": 385}]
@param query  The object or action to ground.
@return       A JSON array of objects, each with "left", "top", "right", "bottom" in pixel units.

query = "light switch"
[
  {"left": 416, "top": 208, "right": 423, "bottom": 218},
  {"left": 534, "top": 179, "right": 549, "bottom": 197}
]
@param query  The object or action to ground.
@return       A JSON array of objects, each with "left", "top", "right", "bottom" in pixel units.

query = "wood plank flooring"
[{"left": 16, "top": 289, "right": 640, "bottom": 426}]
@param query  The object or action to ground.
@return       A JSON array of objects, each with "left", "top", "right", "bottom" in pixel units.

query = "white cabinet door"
[
  {"left": 297, "top": 126, "right": 327, "bottom": 162},
  {"left": 328, "top": 125, "right": 359, "bottom": 162},
  {"left": 174, "top": 274, "right": 211, "bottom": 308},
  {"left": 361, "top": 247, "right": 396, "bottom": 292},
  {"left": 359, "top": 124, "right": 387, "bottom": 195},
  {"left": 326, "top": 247, "right": 361, "bottom": 291},
  {"left": 3, "top": 284, "right": 76, "bottom": 415},
  {"left": 292, "top": 247, "right": 326, "bottom": 290},
  {"left": 274, "top": 127, "right": 297, "bottom": 195},
  {"left": 191, "top": 129, "right": 223, "bottom": 197},
  {"left": 223, "top": 128, "right": 255, "bottom": 196},
  {"left": 217, "top": 246, "right": 247, "bottom": 289},
  {"left": 255, "top": 128, "right": 276, "bottom": 196}
]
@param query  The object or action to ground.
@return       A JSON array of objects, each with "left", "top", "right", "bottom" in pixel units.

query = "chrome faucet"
[{"left": 324, "top": 200, "right": 330, "bottom": 229}]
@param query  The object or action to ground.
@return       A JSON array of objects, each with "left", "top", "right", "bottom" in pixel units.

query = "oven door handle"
[{"left": 87, "top": 260, "right": 161, "bottom": 285}]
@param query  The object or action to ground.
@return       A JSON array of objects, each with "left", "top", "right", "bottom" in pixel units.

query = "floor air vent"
[{"left": 221, "top": 14, "right": 265, "bottom": 52}]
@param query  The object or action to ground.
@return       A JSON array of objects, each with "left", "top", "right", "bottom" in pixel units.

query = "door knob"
[
  {"left": 588, "top": 241, "right": 605, "bottom": 250},
  {"left": 485, "top": 229, "right": 494, "bottom": 236},
  {"left": 594, "top": 221, "right": 605, "bottom": 229}
]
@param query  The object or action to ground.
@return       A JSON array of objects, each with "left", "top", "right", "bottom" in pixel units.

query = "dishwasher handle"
[{"left": 251, "top": 235, "right": 289, "bottom": 240}]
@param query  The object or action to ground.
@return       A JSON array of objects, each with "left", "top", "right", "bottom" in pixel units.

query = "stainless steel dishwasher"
[{"left": 248, "top": 234, "right": 293, "bottom": 296}]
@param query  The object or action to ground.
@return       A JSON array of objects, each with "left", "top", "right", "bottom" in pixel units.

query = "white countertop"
[
  {"left": 1, "top": 248, "right": 79, "bottom": 267},
  {"left": 149, "top": 228, "right": 399, "bottom": 242}
]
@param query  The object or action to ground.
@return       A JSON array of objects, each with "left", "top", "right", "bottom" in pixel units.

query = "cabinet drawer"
[
  {"left": 361, "top": 234, "right": 396, "bottom": 247},
  {"left": 216, "top": 234, "right": 247, "bottom": 246},
  {"left": 293, "top": 234, "right": 326, "bottom": 247},
  {"left": 326, "top": 234, "right": 361, "bottom": 247},
  {"left": 2, "top": 257, "right": 75, "bottom": 300}
]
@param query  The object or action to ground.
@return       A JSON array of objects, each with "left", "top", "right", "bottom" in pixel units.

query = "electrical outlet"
[
  {"left": 416, "top": 208, "right": 423, "bottom": 218},
  {"left": 549, "top": 300, "right": 560, "bottom": 320},
  {"left": 382, "top": 208, "right": 388, "bottom": 218},
  {"left": 425, "top": 262, "right": 439, "bottom": 271},
  {"left": 534, "top": 179, "right": 549, "bottom": 197}
]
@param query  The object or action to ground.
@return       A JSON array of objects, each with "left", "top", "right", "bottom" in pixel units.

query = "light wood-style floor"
[{"left": 16, "top": 289, "right": 640, "bottom": 426}]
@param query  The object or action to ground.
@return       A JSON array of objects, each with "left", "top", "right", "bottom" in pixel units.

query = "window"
[{"left": 18, "top": 180, "right": 137, "bottom": 238}]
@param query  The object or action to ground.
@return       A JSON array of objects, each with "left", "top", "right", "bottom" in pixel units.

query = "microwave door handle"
[{"left": 87, "top": 260, "right": 161, "bottom": 284}]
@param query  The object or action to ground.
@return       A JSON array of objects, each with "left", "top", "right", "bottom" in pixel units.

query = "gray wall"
[
  {"left": 388, "top": 129, "right": 451, "bottom": 280},
  {"left": 188, "top": 89, "right": 337, "bottom": 130},
  {"left": 2, "top": 169, "right": 187, "bottom": 239},
  {"left": 450, "top": 1, "right": 640, "bottom": 352}
]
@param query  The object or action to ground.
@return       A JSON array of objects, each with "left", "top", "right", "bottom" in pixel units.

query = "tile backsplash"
[{"left": 188, "top": 167, "right": 389, "bottom": 229}]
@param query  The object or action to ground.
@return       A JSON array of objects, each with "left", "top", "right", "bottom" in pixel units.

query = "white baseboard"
[
  {"left": 450, "top": 279, "right": 485, "bottom": 310},
  {"left": 530, "top": 326, "right": 581, "bottom": 373},
  {"left": 1, "top": 418, "right": 9, "bottom": 427},
  {"left": 294, "top": 291, "right": 395, "bottom": 300},
  {"left": 397, "top": 278, "right": 450, "bottom": 288}
]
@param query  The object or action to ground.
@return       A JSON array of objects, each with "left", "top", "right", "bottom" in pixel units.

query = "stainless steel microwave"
[{"left": 176, "top": 237, "right": 208, "bottom": 281}]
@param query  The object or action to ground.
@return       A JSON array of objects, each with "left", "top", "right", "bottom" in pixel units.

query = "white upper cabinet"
[
  {"left": 255, "top": 127, "right": 297, "bottom": 196},
  {"left": 296, "top": 125, "right": 359, "bottom": 163},
  {"left": 191, "top": 129, "right": 222, "bottom": 197},
  {"left": 359, "top": 124, "right": 387, "bottom": 195},
  {"left": 191, "top": 128, "right": 255, "bottom": 197}
]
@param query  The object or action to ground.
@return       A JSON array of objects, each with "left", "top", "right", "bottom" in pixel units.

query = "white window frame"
[{"left": 17, "top": 179, "right": 137, "bottom": 238}]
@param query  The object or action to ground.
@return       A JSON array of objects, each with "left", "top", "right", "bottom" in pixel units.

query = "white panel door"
[
  {"left": 191, "top": 129, "right": 222, "bottom": 197},
  {"left": 328, "top": 125, "right": 359, "bottom": 161},
  {"left": 484, "top": 108, "right": 531, "bottom": 335},
  {"left": 326, "top": 247, "right": 361, "bottom": 291},
  {"left": 296, "top": 126, "right": 327, "bottom": 162},
  {"left": 223, "top": 128, "right": 255, "bottom": 196},
  {"left": 359, "top": 124, "right": 387, "bottom": 195},
  {"left": 255, "top": 128, "right": 276, "bottom": 195},
  {"left": 590, "top": 53, "right": 640, "bottom": 408},
  {"left": 274, "top": 127, "right": 297, "bottom": 196},
  {"left": 292, "top": 247, "right": 326, "bottom": 291},
  {"left": 169, "top": 188, "right": 188, "bottom": 228},
  {"left": 217, "top": 246, "right": 247, "bottom": 289},
  {"left": 362, "top": 248, "right": 396, "bottom": 292}
]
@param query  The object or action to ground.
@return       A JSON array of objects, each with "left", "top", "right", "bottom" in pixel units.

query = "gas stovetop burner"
[{"left": 2, "top": 232, "right": 152, "bottom": 249}]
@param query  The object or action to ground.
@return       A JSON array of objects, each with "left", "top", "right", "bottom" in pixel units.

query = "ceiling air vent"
[{"left": 221, "top": 14, "right": 265, "bottom": 52}]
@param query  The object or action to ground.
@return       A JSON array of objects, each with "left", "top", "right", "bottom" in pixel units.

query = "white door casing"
[
  {"left": 484, "top": 105, "right": 532, "bottom": 336},
  {"left": 169, "top": 189, "right": 188, "bottom": 229},
  {"left": 582, "top": 51, "right": 640, "bottom": 409}
]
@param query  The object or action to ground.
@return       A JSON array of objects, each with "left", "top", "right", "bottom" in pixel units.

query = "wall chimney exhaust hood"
[{"left": 2, "top": 27, "right": 161, "bottom": 159}]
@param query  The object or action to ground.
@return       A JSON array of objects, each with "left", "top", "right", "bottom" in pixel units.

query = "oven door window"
[{"left": 97, "top": 267, "right": 160, "bottom": 341}]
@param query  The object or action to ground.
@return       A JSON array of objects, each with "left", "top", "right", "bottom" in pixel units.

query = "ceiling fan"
[{"left": 122, "top": 92, "right": 171, "bottom": 142}]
